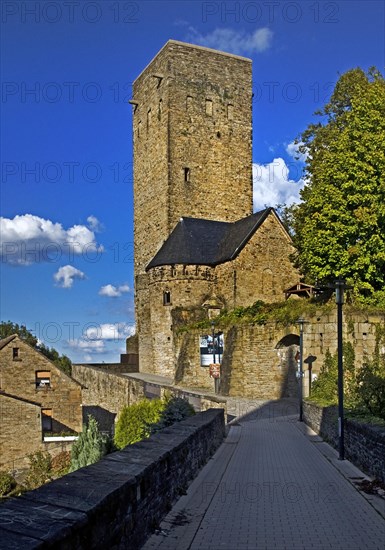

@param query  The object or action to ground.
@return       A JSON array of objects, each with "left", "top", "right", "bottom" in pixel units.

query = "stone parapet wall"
[
  {"left": 0, "top": 409, "right": 225, "bottom": 549},
  {"left": 303, "top": 401, "right": 385, "bottom": 483},
  {"left": 71, "top": 365, "right": 227, "bottom": 434}
]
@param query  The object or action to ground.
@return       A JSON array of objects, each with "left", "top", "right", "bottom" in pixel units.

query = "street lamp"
[{"left": 296, "top": 318, "right": 309, "bottom": 422}]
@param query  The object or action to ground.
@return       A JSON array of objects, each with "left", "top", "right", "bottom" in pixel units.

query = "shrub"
[
  {"left": 70, "top": 415, "right": 111, "bottom": 472},
  {"left": 150, "top": 397, "right": 195, "bottom": 434},
  {"left": 25, "top": 451, "right": 52, "bottom": 490},
  {"left": 355, "top": 357, "right": 385, "bottom": 420},
  {"left": 0, "top": 472, "right": 16, "bottom": 497},
  {"left": 51, "top": 451, "right": 71, "bottom": 477},
  {"left": 114, "top": 399, "right": 165, "bottom": 449}
]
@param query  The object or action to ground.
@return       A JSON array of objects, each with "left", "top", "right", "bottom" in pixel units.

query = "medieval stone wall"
[
  {"left": 0, "top": 336, "right": 82, "bottom": 434},
  {"left": 173, "top": 311, "right": 385, "bottom": 399},
  {"left": 71, "top": 364, "right": 227, "bottom": 434}
]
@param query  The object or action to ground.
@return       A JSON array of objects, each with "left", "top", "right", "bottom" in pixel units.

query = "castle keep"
[{"left": 132, "top": 41, "right": 299, "bottom": 377}]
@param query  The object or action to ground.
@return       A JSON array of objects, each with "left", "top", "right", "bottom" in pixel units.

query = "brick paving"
[{"left": 142, "top": 400, "right": 385, "bottom": 550}]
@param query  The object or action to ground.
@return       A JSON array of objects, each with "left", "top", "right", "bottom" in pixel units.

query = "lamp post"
[
  {"left": 296, "top": 318, "right": 308, "bottom": 422},
  {"left": 335, "top": 279, "right": 347, "bottom": 461}
]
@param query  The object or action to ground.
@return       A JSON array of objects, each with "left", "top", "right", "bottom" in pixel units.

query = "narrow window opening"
[
  {"left": 158, "top": 99, "right": 162, "bottom": 121},
  {"left": 147, "top": 109, "right": 152, "bottom": 129},
  {"left": 205, "top": 99, "right": 213, "bottom": 116},
  {"left": 186, "top": 95, "right": 192, "bottom": 111},
  {"left": 42, "top": 409, "right": 53, "bottom": 432},
  {"left": 12, "top": 348, "right": 19, "bottom": 360},
  {"left": 184, "top": 167, "right": 190, "bottom": 183},
  {"left": 163, "top": 291, "right": 171, "bottom": 305},
  {"left": 138, "top": 120, "right": 142, "bottom": 137},
  {"left": 36, "top": 371, "right": 51, "bottom": 389}
]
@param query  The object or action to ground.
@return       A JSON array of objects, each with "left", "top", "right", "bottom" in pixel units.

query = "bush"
[
  {"left": 25, "top": 451, "right": 52, "bottom": 490},
  {"left": 51, "top": 451, "right": 71, "bottom": 477},
  {"left": 355, "top": 357, "right": 385, "bottom": 420},
  {"left": 114, "top": 399, "right": 165, "bottom": 449},
  {"left": 70, "top": 415, "right": 111, "bottom": 472},
  {"left": 150, "top": 397, "right": 195, "bottom": 434},
  {"left": 0, "top": 472, "right": 17, "bottom": 497}
]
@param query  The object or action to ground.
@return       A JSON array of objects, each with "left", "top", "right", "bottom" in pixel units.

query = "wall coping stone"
[{"left": 0, "top": 408, "right": 225, "bottom": 549}]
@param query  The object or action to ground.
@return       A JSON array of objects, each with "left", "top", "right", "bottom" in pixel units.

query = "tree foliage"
[
  {"left": 70, "top": 415, "right": 111, "bottom": 472},
  {"left": 0, "top": 320, "right": 72, "bottom": 376},
  {"left": 311, "top": 340, "right": 385, "bottom": 421},
  {"left": 114, "top": 399, "right": 165, "bottom": 449},
  {"left": 114, "top": 396, "right": 195, "bottom": 449},
  {"left": 290, "top": 67, "right": 385, "bottom": 303}
]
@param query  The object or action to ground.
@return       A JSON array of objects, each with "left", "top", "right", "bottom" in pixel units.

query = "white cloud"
[
  {"left": 87, "top": 215, "right": 103, "bottom": 232},
  {"left": 0, "top": 214, "right": 103, "bottom": 266},
  {"left": 67, "top": 338, "right": 105, "bottom": 353},
  {"left": 285, "top": 140, "right": 308, "bottom": 163},
  {"left": 186, "top": 27, "right": 273, "bottom": 55},
  {"left": 83, "top": 323, "right": 135, "bottom": 341},
  {"left": 99, "top": 284, "right": 130, "bottom": 298},
  {"left": 66, "top": 322, "right": 135, "bottom": 358},
  {"left": 53, "top": 265, "right": 86, "bottom": 288},
  {"left": 253, "top": 158, "right": 305, "bottom": 211}
]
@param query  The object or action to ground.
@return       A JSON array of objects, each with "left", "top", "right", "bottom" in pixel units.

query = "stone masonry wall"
[
  {"left": 303, "top": 401, "right": 385, "bottom": 484},
  {"left": 0, "top": 393, "right": 42, "bottom": 469},
  {"left": 174, "top": 311, "right": 385, "bottom": 398},
  {"left": 0, "top": 409, "right": 225, "bottom": 549},
  {"left": 71, "top": 364, "right": 227, "bottom": 434}
]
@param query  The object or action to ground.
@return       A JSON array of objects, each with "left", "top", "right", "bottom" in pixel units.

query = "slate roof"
[
  {"left": 0, "top": 334, "right": 17, "bottom": 350},
  {"left": 146, "top": 207, "right": 275, "bottom": 270}
]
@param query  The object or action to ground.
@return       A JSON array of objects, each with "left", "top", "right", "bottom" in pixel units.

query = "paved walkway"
[{"left": 142, "top": 400, "right": 385, "bottom": 550}]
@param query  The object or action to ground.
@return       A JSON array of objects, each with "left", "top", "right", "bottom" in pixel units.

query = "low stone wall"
[
  {"left": 0, "top": 408, "right": 225, "bottom": 549},
  {"left": 303, "top": 401, "right": 385, "bottom": 483},
  {"left": 72, "top": 364, "right": 227, "bottom": 435}
]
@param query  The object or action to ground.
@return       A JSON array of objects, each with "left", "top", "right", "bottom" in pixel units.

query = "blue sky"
[{"left": 1, "top": 1, "right": 384, "bottom": 362}]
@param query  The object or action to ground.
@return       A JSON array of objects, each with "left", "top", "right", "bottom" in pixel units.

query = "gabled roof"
[
  {"left": 146, "top": 208, "right": 277, "bottom": 271},
  {"left": 0, "top": 334, "right": 17, "bottom": 350}
]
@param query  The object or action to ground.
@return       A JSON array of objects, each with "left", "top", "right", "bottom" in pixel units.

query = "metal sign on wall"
[{"left": 200, "top": 333, "right": 224, "bottom": 366}]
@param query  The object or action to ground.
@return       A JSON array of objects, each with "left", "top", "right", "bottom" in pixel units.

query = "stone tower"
[
  {"left": 132, "top": 40, "right": 253, "bottom": 278},
  {"left": 131, "top": 40, "right": 254, "bottom": 373}
]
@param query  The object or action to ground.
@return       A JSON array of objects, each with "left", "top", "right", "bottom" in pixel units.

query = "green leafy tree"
[
  {"left": 70, "top": 416, "right": 111, "bottom": 472},
  {"left": 0, "top": 321, "right": 38, "bottom": 347},
  {"left": 290, "top": 68, "right": 385, "bottom": 303},
  {"left": 114, "top": 399, "right": 166, "bottom": 449},
  {"left": 0, "top": 320, "right": 72, "bottom": 376}
]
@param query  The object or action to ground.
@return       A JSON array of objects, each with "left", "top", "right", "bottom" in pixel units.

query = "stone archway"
[{"left": 275, "top": 334, "right": 300, "bottom": 398}]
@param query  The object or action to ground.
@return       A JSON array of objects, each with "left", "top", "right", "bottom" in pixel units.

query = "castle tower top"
[{"left": 132, "top": 39, "right": 253, "bottom": 276}]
